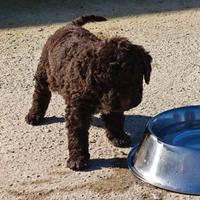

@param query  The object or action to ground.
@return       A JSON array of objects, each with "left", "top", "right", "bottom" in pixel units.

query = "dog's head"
[{"left": 94, "top": 37, "right": 152, "bottom": 113}]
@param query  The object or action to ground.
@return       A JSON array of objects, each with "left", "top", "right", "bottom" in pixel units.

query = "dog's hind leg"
[
  {"left": 25, "top": 58, "right": 51, "bottom": 125},
  {"left": 101, "top": 112, "right": 131, "bottom": 147}
]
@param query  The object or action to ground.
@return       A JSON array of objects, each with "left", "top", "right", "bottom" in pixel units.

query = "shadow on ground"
[
  {"left": 92, "top": 114, "right": 151, "bottom": 147},
  {"left": 91, "top": 114, "right": 151, "bottom": 170},
  {"left": 1, "top": 0, "right": 200, "bottom": 29},
  {"left": 43, "top": 116, "right": 65, "bottom": 125},
  {"left": 86, "top": 157, "right": 128, "bottom": 171},
  {"left": 43, "top": 114, "right": 151, "bottom": 147},
  {"left": 41, "top": 114, "right": 151, "bottom": 170}
]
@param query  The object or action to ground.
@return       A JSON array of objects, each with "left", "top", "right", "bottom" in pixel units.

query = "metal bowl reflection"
[{"left": 128, "top": 105, "right": 200, "bottom": 195}]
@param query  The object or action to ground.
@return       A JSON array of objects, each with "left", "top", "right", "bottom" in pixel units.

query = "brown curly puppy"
[{"left": 26, "top": 15, "right": 152, "bottom": 170}]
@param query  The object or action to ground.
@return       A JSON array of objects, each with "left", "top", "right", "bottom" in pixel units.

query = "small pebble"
[{"left": 38, "top": 28, "right": 44, "bottom": 32}]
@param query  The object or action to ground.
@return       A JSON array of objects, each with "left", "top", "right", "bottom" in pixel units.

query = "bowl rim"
[{"left": 146, "top": 105, "right": 200, "bottom": 152}]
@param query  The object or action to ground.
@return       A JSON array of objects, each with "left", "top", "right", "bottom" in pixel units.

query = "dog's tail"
[{"left": 72, "top": 15, "right": 107, "bottom": 26}]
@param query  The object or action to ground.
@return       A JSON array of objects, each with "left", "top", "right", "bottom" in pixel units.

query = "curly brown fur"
[{"left": 26, "top": 15, "right": 152, "bottom": 170}]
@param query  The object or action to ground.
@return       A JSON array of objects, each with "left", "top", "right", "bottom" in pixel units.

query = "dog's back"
[
  {"left": 47, "top": 15, "right": 107, "bottom": 49},
  {"left": 43, "top": 15, "right": 106, "bottom": 94}
]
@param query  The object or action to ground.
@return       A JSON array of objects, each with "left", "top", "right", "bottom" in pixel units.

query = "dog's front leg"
[
  {"left": 101, "top": 112, "right": 131, "bottom": 147},
  {"left": 65, "top": 105, "right": 91, "bottom": 170}
]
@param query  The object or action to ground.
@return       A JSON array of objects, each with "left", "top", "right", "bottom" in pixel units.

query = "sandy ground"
[{"left": 1, "top": 0, "right": 200, "bottom": 199}]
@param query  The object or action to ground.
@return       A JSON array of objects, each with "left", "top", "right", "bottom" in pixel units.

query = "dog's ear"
[{"left": 143, "top": 54, "right": 152, "bottom": 84}]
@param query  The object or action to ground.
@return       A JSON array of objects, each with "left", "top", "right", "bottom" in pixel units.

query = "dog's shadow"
[
  {"left": 89, "top": 114, "right": 151, "bottom": 171},
  {"left": 91, "top": 114, "right": 151, "bottom": 146},
  {"left": 86, "top": 157, "right": 128, "bottom": 171},
  {"left": 43, "top": 114, "right": 151, "bottom": 171},
  {"left": 43, "top": 116, "right": 65, "bottom": 125},
  {"left": 43, "top": 114, "right": 151, "bottom": 144}
]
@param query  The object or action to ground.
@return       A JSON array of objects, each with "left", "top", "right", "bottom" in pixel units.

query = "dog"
[{"left": 26, "top": 15, "right": 152, "bottom": 170}]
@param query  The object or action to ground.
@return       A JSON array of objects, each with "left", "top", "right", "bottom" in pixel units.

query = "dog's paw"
[
  {"left": 67, "top": 156, "right": 89, "bottom": 171},
  {"left": 25, "top": 112, "right": 43, "bottom": 126},
  {"left": 109, "top": 134, "right": 132, "bottom": 148}
]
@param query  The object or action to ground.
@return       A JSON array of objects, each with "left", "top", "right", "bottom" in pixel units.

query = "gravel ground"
[{"left": 1, "top": 1, "right": 200, "bottom": 199}]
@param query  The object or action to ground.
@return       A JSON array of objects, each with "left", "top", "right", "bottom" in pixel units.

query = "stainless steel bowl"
[{"left": 128, "top": 105, "right": 200, "bottom": 195}]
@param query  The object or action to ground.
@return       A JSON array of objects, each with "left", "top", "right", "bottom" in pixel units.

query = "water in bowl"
[{"left": 159, "top": 120, "right": 200, "bottom": 150}]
